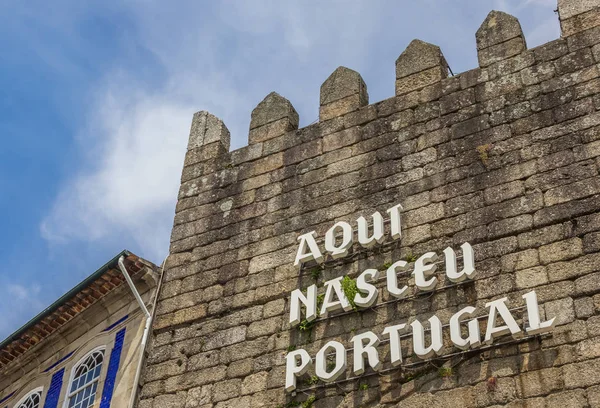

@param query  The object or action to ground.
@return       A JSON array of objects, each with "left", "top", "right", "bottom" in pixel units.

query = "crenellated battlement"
[{"left": 179, "top": 8, "right": 569, "bottom": 178}]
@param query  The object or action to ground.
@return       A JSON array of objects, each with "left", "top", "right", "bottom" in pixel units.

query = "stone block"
[
  {"left": 320, "top": 66, "right": 368, "bottom": 120},
  {"left": 484, "top": 181, "right": 525, "bottom": 205},
  {"left": 532, "top": 39, "right": 569, "bottom": 63},
  {"left": 241, "top": 371, "right": 268, "bottom": 395},
  {"left": 185, "top": 385, "right": 212, "bottom": 407},
  {"left": 476, "top": 73, "right": 523, "bottom": 102},
  {"left": 545, "top": 389, "right": 588, "bottom": 407},
  {"left": 250, "top": 92, "right": 298, "bottom": 131},
  {"left": 248, "top": 118, "right": 295, "bottom": 144},
  {"left": 575, "top": 296, "right": 595, "bottom": 318},
  {"left": 575, "top": 271, "right": 600, "bottom": 295},
  {"left": 477, "top": 11, "right": 527, "bottom": 67},
  {"left": 402, "top": 147, "right": 437, "bottom": 170},
  {"left": 476, "top": 11, "right": 525, "bottom": 49},
  {"left": 547, "top": 252, "right": 600, "bottom": 282},
  {"left": 555, "top": 49, "right": 595, "bottom": 76},
  {"left": 539, "top": 238, "right": 583, "bottom": 264},
  {"left": 574, "top": 140, "right": 600, "bottom": 160},
  {"left": 396, "top": 39, "right": 448, "bottom": 80},
  {"left": 396, "top": 67, "right": 448, "bottom": 96},
  {"left": 226, "top": 358, "right": 254, "bottom": 379},
  {"left": 322, "top": 127, "right": 360, "bottom": 152},
  {"left": 558, "top": 0, "right": 600, "bottom": 21},
  {"left": 188, "top": 111, "right": 230, "bottom": 152},
  {"left": 516, "top": 266, "right": 548, "bottom": 289},
  {"left": 588, "top": 384, "right": 600, "bottom": 408},
  {"left": 521, "top": 62, "right": 556, "bottom": 86},
  {"left": 544, "top": 177, "right": 600, "bottom": 207},
  {"left": 566, "top": 9, "right": 600, "bottom": 39},
  {"left": 395, "top": 40, "right": 448, "bottom": 95},
  {"left": 188, "top": 350, "right": 221, "bottom": 372},
  {"left": 563, "top": 358, "right": 600, "bottom": 388},
  {"left": 545, "top": 297, "right": 575, "bottom": 325},
  {"left": 501, "top": 249, "right": 540, "bottom": 273},
  {"left": 479, "top": 37, "right": 527, "bottom": 68},
  {"left": 212, "top": 379, "right": 241, "bottom": 402},
  {"left": 488, "top": 214, "right": 533, "bottom": 239},
  {"left": 584, "top": 231, "right": 600, "bottom": 253},
  {"left": 515, "top": 367, "right": 563, "bottom": 398},
  {"left": 204, "top": 326, "right": 247, "bottom": 352},
  {"left": 154, "top": 393, "right": 187, "bottom": 408},
  {"left": 247, "top": 316, "right": 281, "bottom": 339}
]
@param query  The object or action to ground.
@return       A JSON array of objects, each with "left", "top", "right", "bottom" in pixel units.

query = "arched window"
[
  {"left": 66, "top": 349, "right": 104, "bottom": 408},
  {"left": 14, "top": 388, "right": 42, "bottom": 408}
]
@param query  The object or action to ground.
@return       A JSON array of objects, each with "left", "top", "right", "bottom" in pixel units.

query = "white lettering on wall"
[
  {"left": 315, "top": 341, "right": 346, "bottom": 382},
  {"left": 450, "top": 306, "right": 481, "bottom": 350},
  {"left": 285, "top": 290, "right": 555, "bottom": 391},
  {"left": 354, "top": 269, "right": 379, "bottom": 308},
  {"left": 325, "top": 221, "right": 354, "bottom": 259},
  {"left": 523, "top": 291, "right": 555, "bottom": 334},
  {"left": 284, "top": 205, "right": 556, "bottom": 392},
  {"left": 387, "top": 203, "right": 403, "bottom": 240},
  {"left": 294, "top": 231, "right": 323, "bottom": 266},
  {"left": 293, "top": 203, "right": 404, "bottom": 268},
  {"left": 357, "top": 212, "right": 385, "bottom": 248},
  {"left": 444, "top": 242, "right": 475, "bottom": 283},
  {"left": 484, "top": 297, "right": 522, "bottom": 343},
  {"left": 411, "top": 316, "right": 443, "bottom": 359},
  {"left": 285, "top": 349, "right": 312, "bottom": 392},
  {"left": 386, "top": 260, "right": 409, "bottom": 299},
  {"left": 320, "top": 277, "right": 352, "bottom": 318},
  {"left": 289, "top": 285, "right": 317, "bottom": 326},
  {"left": 351, "top": 331, "right": 382, "bottom": 375},
  {"left": 413, "top": 252, "right": 438, "bottom": 292},
  {"left": 382, "top": 324, "right": 406, "bottom": 366}
]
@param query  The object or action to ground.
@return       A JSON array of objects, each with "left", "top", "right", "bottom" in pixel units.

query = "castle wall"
[{"left": 141, "top": 1, "right": 600, "bottom": 406}]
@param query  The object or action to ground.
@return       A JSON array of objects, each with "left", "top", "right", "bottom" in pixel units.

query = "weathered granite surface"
[{"left": 139, "top": 0, "right": 600, "bottom": 406}]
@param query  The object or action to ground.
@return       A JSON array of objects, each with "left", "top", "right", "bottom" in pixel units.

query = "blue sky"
[{"left": 0, "top": 0, "right": 560, "bottom": 339}]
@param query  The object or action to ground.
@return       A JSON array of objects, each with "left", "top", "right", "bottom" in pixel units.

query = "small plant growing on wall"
[
  {"left": 403, "top": 253, "right": 418, "bottom": 263},
  {"left": 302, "top": 396, "right": 316, "bottom": 408},
  {"left": 298, "top": 319, "right": 316, "bottom": 332},
  {"left": 306, "top": 375, "right": 319, "bottom": 386},
  {"left": 359, "top": 383, "right": 369, "bottom": 391},
  {"left": 438, "top": 367, "right": 453, "bottom": 378},
  {"left": 476, "top": 144, "right": 493, "bottom": 167},
  {"left": 310, "top": 267, "right": 322, "bottom": 281},
  {"left": 297, "top": 293, "right": 325, "bottom": 338},
  {"left": 341, "top": 276, "right": 359, "bottom": 310},
  {"left": 278, "top": 400, "right": 301, "bottom": 408}
]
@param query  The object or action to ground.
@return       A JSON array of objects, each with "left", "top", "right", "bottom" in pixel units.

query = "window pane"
[
  {"left": 17, "top": 391, "right": 42, "bottom": 408},
  {"left": 68, "top": 350, "right": 104, "bottom": 408}
]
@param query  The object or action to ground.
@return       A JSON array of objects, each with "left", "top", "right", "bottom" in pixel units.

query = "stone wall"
[{"left": 140, "top": 1, "right": 600, "bottom": 406}]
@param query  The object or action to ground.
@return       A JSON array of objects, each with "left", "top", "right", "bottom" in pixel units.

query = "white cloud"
[
  {"left": 6, "top": 283, "right": 40, "bottom": 301},
  {"left": 0, "top": 282, "right": 44, "bottom": 336},
  {"left": 40, "top": 71, "right": 255, "bottom": 257}
]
